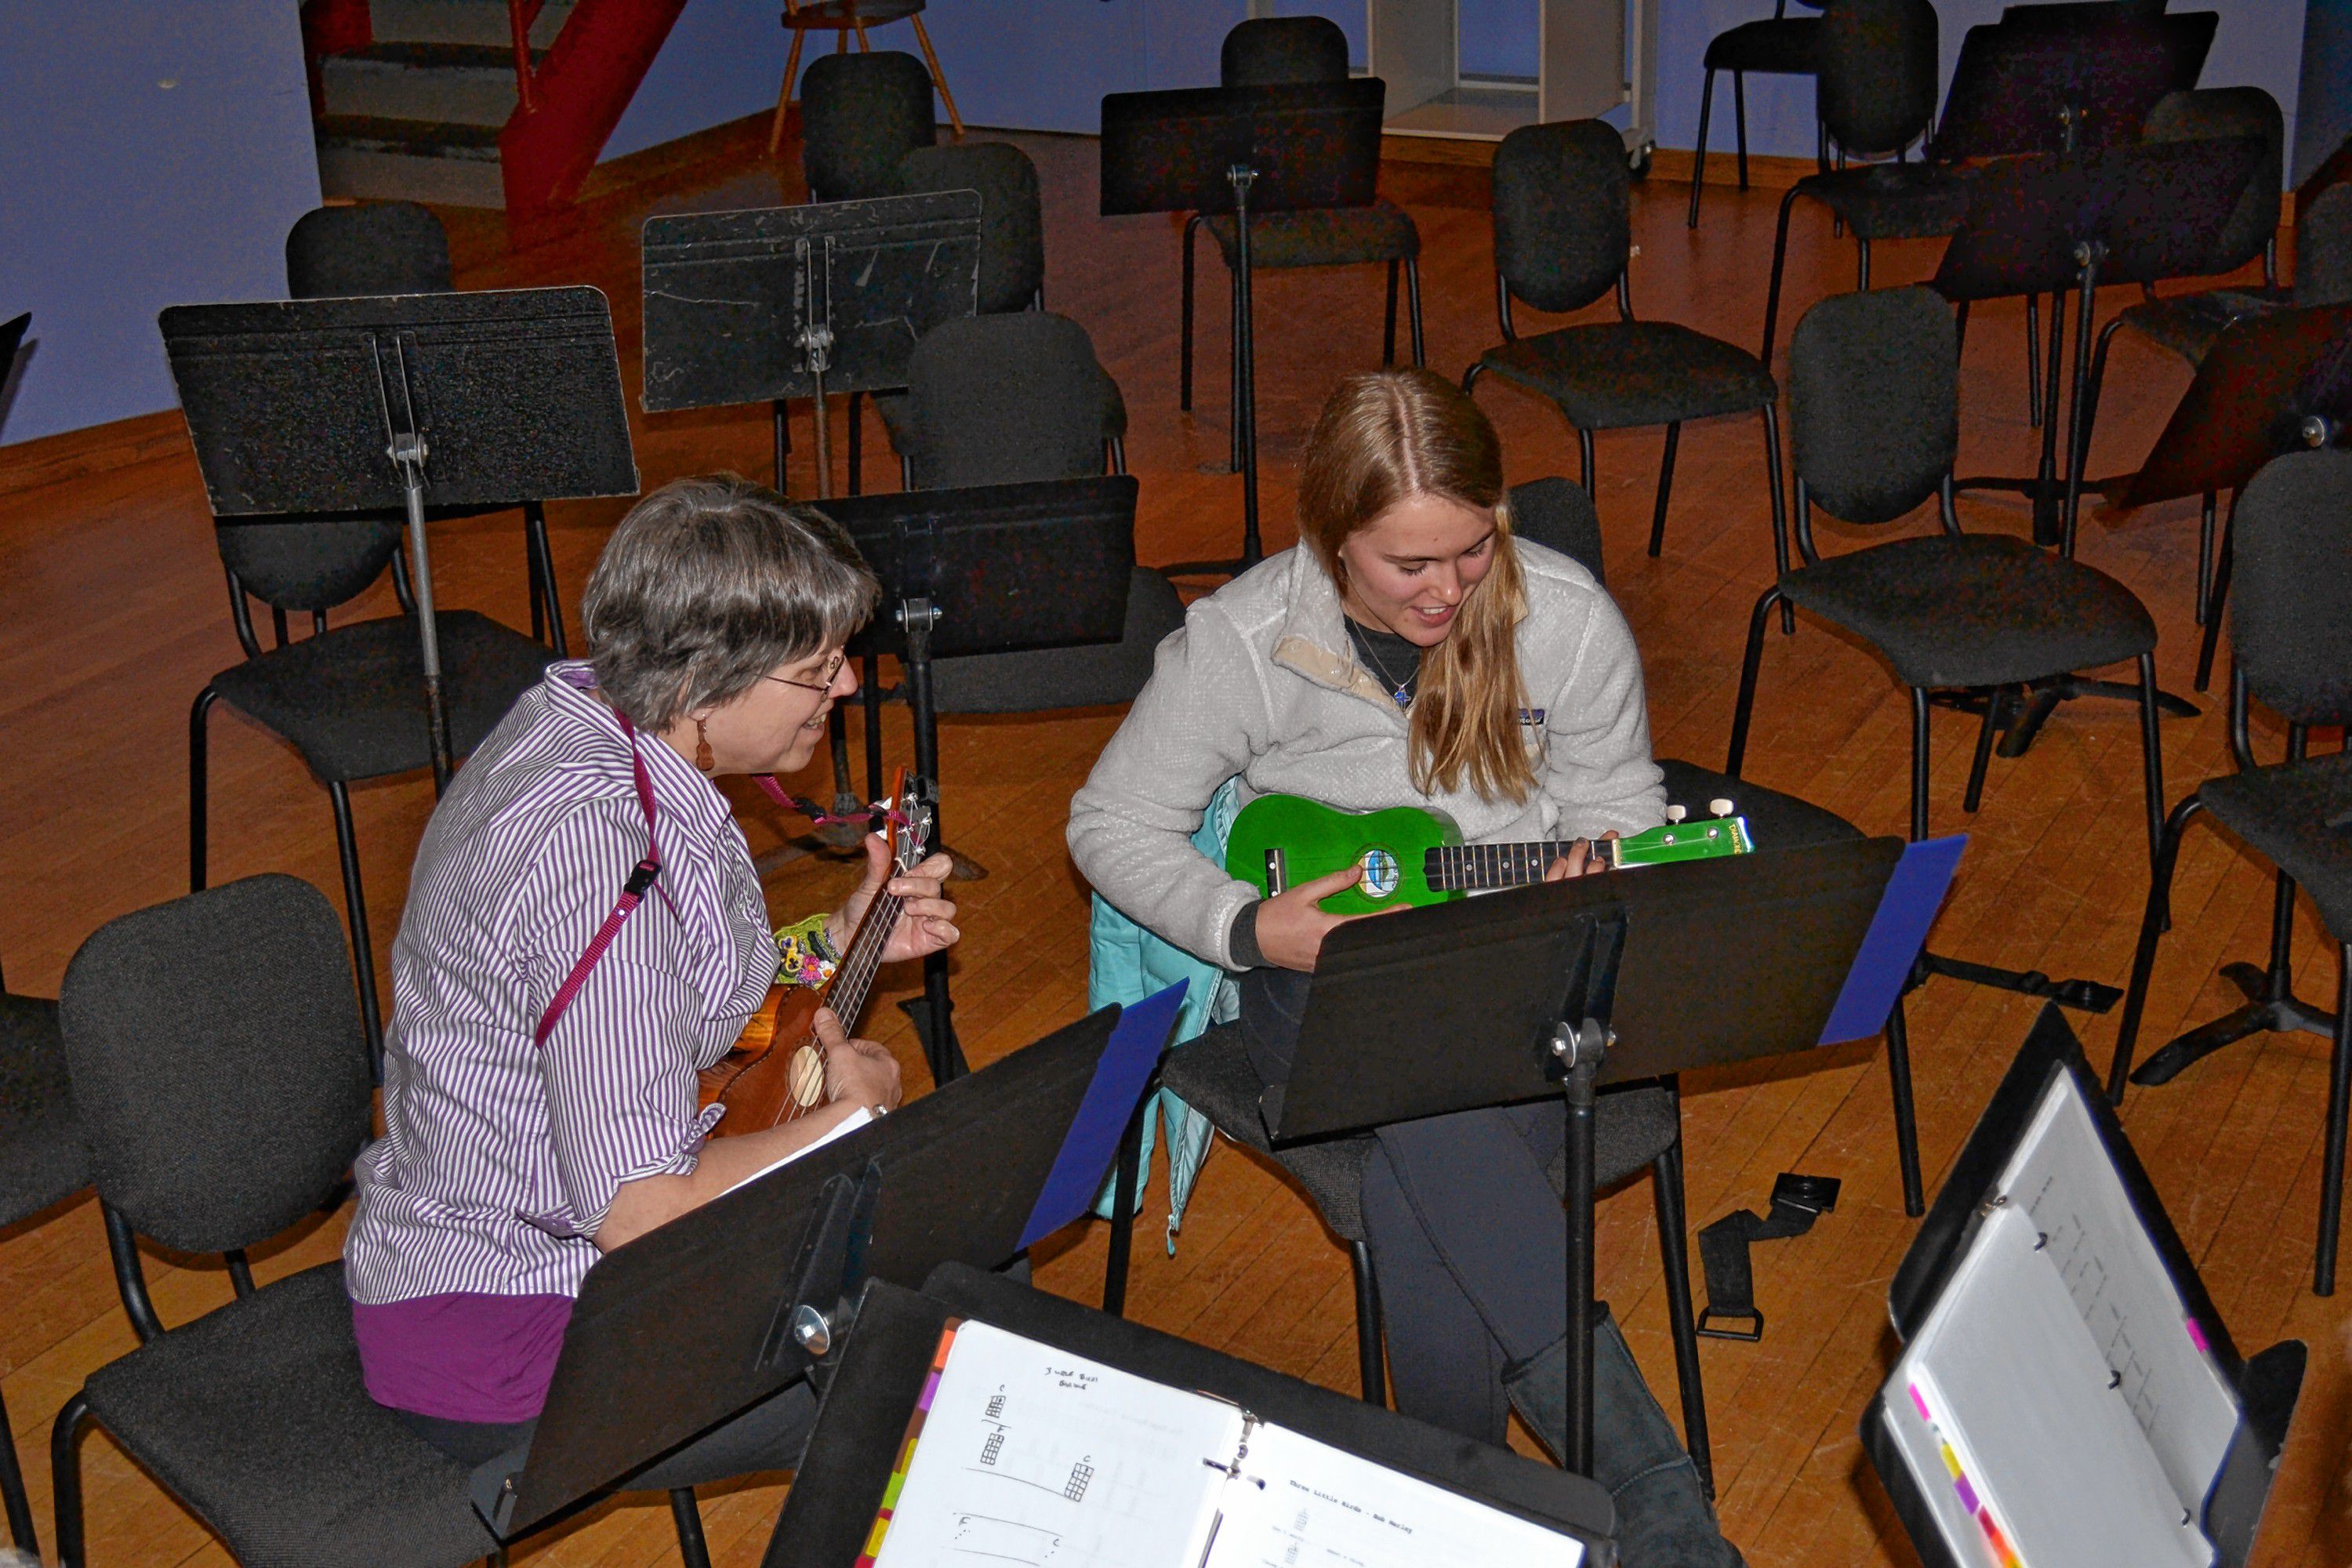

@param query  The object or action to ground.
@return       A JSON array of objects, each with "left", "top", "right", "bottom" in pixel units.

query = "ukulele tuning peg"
[
  {"left": 1708, "top": 798, "right": 1734, "bottom": 818},
  {"left": 1665, "top": 804, "right": 1686, "bottom": 824}
]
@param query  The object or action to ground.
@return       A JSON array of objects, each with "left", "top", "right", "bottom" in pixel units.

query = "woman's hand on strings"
[
  {"left": 833, "top": 832, "right": 960, "bottom": 964},
  {"left": 1543, "top": 830, "right": 1620, "bottom": 882},
  {"left": 815, "top": 1007, "right": 903, "bottom": 1112},
  {"left": 1255, "top": 862, "right": 1369, "bottom": 973}
]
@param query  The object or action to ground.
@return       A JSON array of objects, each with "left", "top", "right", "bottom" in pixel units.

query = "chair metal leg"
[
  {"left": 1348, "top": 1241, "right": 1387, "bottom": 1406},
  {"left": 2195, "top": 492, "right": 2218, "bottom": 625},
  {"left": 2136, "top": 653, "right": 2165, "bottom": 876},
  {"left": 2108, "top": 796, "right": 2200, "bottom": 1102},
  {"left": 1953, "top": 298, "right": 1969, "bottom": 365},
  {"left": 1909, "top": 687, "right": 1932, "bottom": 842},
  {"left": 191, "top": 687, "right": 219, "bottom": 892},
  {"left": 2197, "top": 491, "right": 2236, "bottom": 691},
  {"left": 328, "top": 781, "right": 384, "bottom": 1073},
  {"left": 1759, "top": 185, "right": 1803, "bottom": 362},
  {"left": 1577, "top": 428, "right": 1595, "bottom": 495},
  {"left": 1725, "top": 587, "right": 1783, "bottom": 778},
  {"left": 669, "top": 1488, "right": 713, "bottom": 1568},
  {"left": 2025, "top": 293, "right": 2043, "bottom": 428},
  {"left": 1761, "top": 402, "right": 1793, "bottom": 633},
  {"left": 1649, "top": 1128, "right": 1712, "bottom": 1497},
  {"left": 1647, "top": 423, "right": 1681, "bottom": 557},
  {"left": 0, "top": 1382, "right": 33, "bottom": 1554},
  {"left": 1688, "top": 68, "right": 1716, "bottom": 228},
  {"left": 50, "top": 1392, "right": 90, "bottom": 1568},
  {"left": 1732, "top": 70, "right": 1750, "bottom": 189},
  {"left": 1382, "top": 260, "right": 1399, "bottom": 366},
  {"left": 2318, "top": 945, "right": 2351, "bottom": 1295},
  {"left": 1404, "top": 256, "right": 1425, "bottom": 368},
  {"left": 1181, "top": 215, "right": 1200, "bottom": 411},
  {"left": 1857, "top": 235, "right": 1871, "bottom": 291},
  {"left": 1885, "top": 998, "right": 1926, "bottom": 1216},
  {"left": 1963, "top": 686, "right": 2005, "bottom": 812}
]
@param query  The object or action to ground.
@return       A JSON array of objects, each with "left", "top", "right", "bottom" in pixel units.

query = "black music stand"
[
  {"left": 817, "top": 477, "right": 1140, "bottom": 1087},
  {"left": 160, "top": 288, "right": 639, "bottom": 787},
  {"left": 1259, "top": 834, "right": 1963, "bottom": 1476},
  {"left": 469, "top": 989, "right": 1181, "bottom": 1546},
  {"left": 762, "top": 1264, "right": 1616, "bottom": 1567},
  {"left": 641, "top": 192, "right": 982, "bottom": 499},
  {"left": 0, "top": 312, "right": 27, "bottom": 430},
  {"left": 1865, "top": 1005, "right": 2304, "bottom": 1568},
  {"left": 1939, "top": 9, "right": 2214, "bottom": 162},
  {"left": 1101, "top": 78, "right": 1385, "bottom": 577}
]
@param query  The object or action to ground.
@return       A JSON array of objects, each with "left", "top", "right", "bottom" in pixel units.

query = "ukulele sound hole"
[{"left": 1357, "top": 848, "right": 1402, "bottom": 900}]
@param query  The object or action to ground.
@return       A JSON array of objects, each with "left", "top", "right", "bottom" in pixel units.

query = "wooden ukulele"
[
  {"left": 698, "top": 768, "right": 932, "bottom": 1136},
  {"left": 1225, "top": 793, "right": 1753, "bottom": 915}
]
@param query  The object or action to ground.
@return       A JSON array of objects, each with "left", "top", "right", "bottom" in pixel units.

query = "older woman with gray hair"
[{"left": 343, "top": 475, "right": 957, "bottom": 1475}]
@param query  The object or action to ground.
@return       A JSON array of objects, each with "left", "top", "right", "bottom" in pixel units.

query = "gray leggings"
[{"left": 1240, "top": 967, "right": 1568, "bottom": 1446}]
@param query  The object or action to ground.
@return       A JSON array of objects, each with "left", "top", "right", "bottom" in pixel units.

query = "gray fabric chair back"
[
  {"left": 2142, "top": 87, "right": 2285, "bottom": 278},
  {"left": 1816, "top": 0, "right": 1940, "bottom": 158},
  {"left": 215, "top": 517, "right": 404, "bottom": 612},
  {"left": 801, "top": 49, "right": 937, "bottom": 200},
  {"left": 58, "top": 876, "right": 372, "bottom": 1257},
  {"left": 903, "top": 312, "right": 1116, "bottom": 488},
  {"left": 2295, "top": 184, "right": 2352, "bottom": 307},
  {"left": 1221, "top": 16, "right": 1350, "bottom": 85},
  {"left": 2231, "top": 448, "right": 2352, "bottom": 726},
  {"left": 896, "top": 142, "right": 1044, "bottom": 314},
  {"left": 1491, "top": 121, "right": 1628, "bottom": 316},
  {"left": 285, "top": 201, "right": 453, "bottom": 299},
  {"left": 1788, "top": 286, "right": 1958, "bottom": 523},
  {"left": 1506, "top": 476, "right": 1606, "bottom": 583}
]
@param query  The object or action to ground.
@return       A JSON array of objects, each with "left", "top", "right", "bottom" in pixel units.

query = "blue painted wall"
[{"left": 0, "top": 5, "right": 320, "bottom": 445}]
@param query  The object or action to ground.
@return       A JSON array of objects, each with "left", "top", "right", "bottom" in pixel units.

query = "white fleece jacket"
[{"left": 1067, "top": 540, "right": 1666, "bottom": 969}]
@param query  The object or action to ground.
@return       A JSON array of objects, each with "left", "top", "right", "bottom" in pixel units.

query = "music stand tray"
[
  {"left": 473, "top": 989, "right": 1183, "bottom": 1541},
  {"left": 160, "top": 286, "right": 639, "bottom": 784},
  {"left": 641, "top": 191, "right": 982, "bottom": 496},
  {"left": 1100, "top": 78, "right": 1385, "bottom": 575},
  {"left": 1864, "top": 1005, "right": 2304, "bottom": 1568},
  {"left": 760, "top": 1264, "right": 1616, "bottom": 1568},
  {"left": 1259, "top": 835, "right": 1964, "bottom": 1475}
]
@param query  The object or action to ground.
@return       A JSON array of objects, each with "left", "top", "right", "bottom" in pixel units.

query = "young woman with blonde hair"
[{"left": 1069, "top": 371, "right": 1739, "bottom": 1565}]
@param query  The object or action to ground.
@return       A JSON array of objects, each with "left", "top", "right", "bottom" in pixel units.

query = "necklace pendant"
[{"left": 1392, "top": 685, "right": 1411, "bottom": 708}]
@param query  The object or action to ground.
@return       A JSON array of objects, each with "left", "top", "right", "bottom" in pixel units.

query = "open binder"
[
  {"left": 763, "top": 1265, "right": 1612, "bottom": 1567},
  {"left": 1864, "top": 1006, "right": 2306, "bottom": 1568}
]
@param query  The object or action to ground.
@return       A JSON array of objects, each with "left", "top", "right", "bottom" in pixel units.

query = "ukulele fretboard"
[{"left": 1424, "top": 841, "right": 1590, "bottom": 891}]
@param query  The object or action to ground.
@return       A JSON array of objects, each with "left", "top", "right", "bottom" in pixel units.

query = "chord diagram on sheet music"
[
  {"left": 1064, "top": 1459, "right": 1094, "bottom": 1502},
  {"left": 949, "top": 1512, "right": 1063, "bottom": 1566},
  {"left": 981, "top": 1431, "right": 1005, "bottom": 1467},
  {"left": 2027, "top": 1190, "right": 2169, "bottom": 1440},
  {"left": 987, "top": 1391, "right": 1007, "bottom": 1421}
]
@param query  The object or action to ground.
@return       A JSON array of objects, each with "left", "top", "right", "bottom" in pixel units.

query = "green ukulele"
[{"left": 1225, "top": 793, "right": 1755, "bottom": 916}]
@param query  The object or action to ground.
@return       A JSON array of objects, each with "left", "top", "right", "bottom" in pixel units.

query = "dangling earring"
[{"left": 693, "top": 716, "right": 714, "bottom": 773}]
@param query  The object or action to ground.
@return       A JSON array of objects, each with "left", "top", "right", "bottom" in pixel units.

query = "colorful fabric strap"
[{"left": 774, "top": 913, "right": 840, "bottom": 990}]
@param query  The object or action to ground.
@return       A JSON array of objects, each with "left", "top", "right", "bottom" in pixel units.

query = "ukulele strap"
[{"left": 1694, "top": 1172, "right": 1841, "bottom": 1342}]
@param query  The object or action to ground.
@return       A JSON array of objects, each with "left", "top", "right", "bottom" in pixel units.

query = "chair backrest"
[
  {"left": 285, "top": 201, "right": 453, "bottom": 298},
  {"left": 801, "top": 50, "right": 938, "bottom": 200},
  {"left": 2141, "top": 86, "right": 2285, "bottom": 278},
  {"left": 215, "top": 517, "right": 405, "bottom": 615},
  {"left": 903, "top": 312, "right": 1117, "bottom": 488},
  {"left": 1505, "top": 476, "right": 1606, "bottom": 583},
  {"left": 2295, "top": 183, "right": 2352, "bottom": 307},
  {"left": 1816, "top": 0, "right": 1940, "bottom": 160},
  {"left": 1221, "top": 16, "right": 1350, "bottom": 85},
  {"left": 58, "top": 876, "right": 372, "bottom": 1258},
  {"left": 1788, "top": 286, "right": 1958, "bottom": 524},
  {"left": 1491, "top": 120, "right": 1628, "bottom": 317},
  {"left": 896, "top": 141, "right": 1044, "bottom": 314},
  {"left": 2230, "top": 448, "right": 2352, "bottom": 727}
]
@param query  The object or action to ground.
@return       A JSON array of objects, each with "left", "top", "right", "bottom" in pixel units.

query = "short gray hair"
[{"left": 583, "top": 474, "right": 880, "bottom": 731}]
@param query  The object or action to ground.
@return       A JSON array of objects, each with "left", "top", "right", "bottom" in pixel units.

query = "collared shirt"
[{"left": 345, "top": 662, "right": 776, "bottom": 1419}]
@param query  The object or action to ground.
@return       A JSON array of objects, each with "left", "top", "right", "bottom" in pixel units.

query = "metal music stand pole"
[
  {"left": 372, "top": 339, "right": 456, "bottom": 790},
  {"left": 1229, "top": 163, "right": 1261, "bottom": 565}
]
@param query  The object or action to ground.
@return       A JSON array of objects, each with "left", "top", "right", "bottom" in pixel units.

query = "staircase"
[{"left": 310, "top": 0, "right": 686, "bottom": 218}]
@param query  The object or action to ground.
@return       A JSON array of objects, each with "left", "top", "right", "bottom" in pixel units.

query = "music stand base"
[
  {"left": 2131, "top": 960, "right": 2339, "bottom": 1085},
  {"left": 1919, "top": 949, "right": 2122, "bottom": 1013},
  {"left": 898, "top": 987, "right": 971, "bottom": 1087}
]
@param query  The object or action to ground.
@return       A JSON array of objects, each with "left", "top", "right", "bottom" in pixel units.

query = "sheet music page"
[
  {"left": 872, "top": 1321, "right": 1242, "bottom": 1568},
  {"left": 1201, "top": 1419, "right": 1582, "bottom": 1568},
  {"left": 1995, "top": 1081, "right": 2238, "bottom": 1504},
  {"left": 717, "top": 1106, "right": 873, "bottom": 1197}
]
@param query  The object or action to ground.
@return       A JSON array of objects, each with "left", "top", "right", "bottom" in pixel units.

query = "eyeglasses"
[{"left": 763, "top": 652, "right": 847, "bottom": 695}]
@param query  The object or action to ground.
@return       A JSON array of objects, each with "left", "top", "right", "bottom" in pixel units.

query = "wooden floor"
[{"left": 2, "top": 117, "right": 2347, "bottom": 1566}]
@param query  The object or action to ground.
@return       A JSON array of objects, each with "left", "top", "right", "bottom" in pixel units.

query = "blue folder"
[
  {"left": 1018, "top": 980, "right": 1189, "bottom": 1249},
  {"left": 1817, "top": 835, "right": 1967, "bottom": 1047}
]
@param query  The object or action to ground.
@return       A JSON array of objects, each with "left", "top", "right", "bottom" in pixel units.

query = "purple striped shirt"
[{"left": 346, "top": 662, "right": 776, "bottom": 1420}]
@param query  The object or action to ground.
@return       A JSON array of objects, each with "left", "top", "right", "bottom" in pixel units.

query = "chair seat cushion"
[
  {"left": 2115, "top": 290, "right": 2287, "bottom": 368},
  {"left": 1205, "top": 201, "right": 1420, "bottom": 270},
  {"left": 1480, "top": 321, "right": 1777, "bottom": 430},
  {"left": 931, "top": 567, "right": 1184, "bottom": 714},
  {"left": 209, "top": 612, "right": 554, "bottom": 784},
  {"left": 2198, "top": 752, "right": 2352, "bottom": 938},
  {"left": 1795, "top": 165, "right": 1974, "bottom": 242},
  {"left": 1781, "top": 534, "right": 2156, "bottom": 690},
  {"left": 0, "top": 992, "right": 87, "bottom": 1223},
  {"left": 1704, "top": 16, "right": 1820, "bottom": 75},
  {"left": 80, "top": 1262, "right": 491, "bottom": 1568}
]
